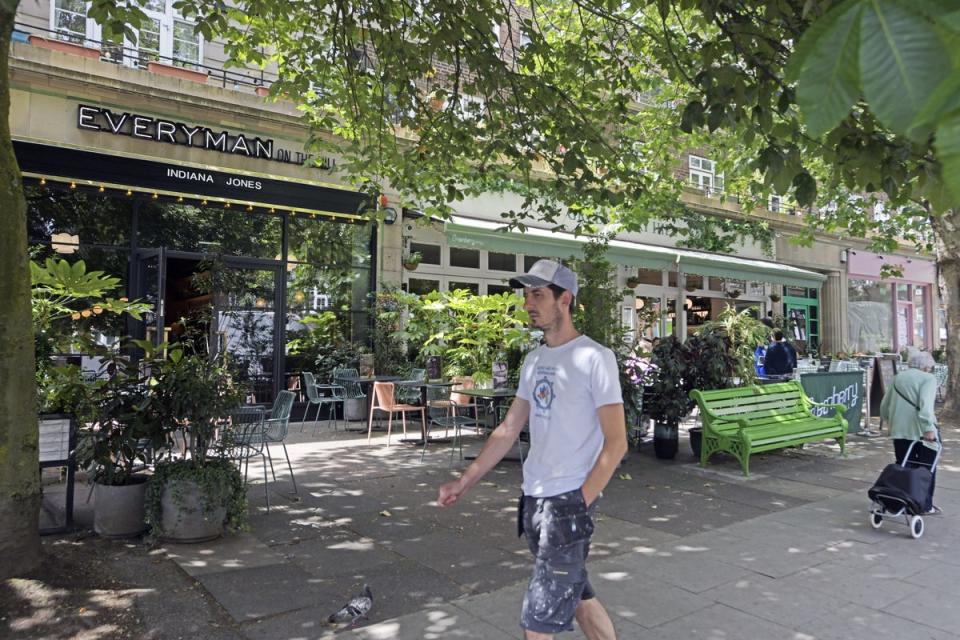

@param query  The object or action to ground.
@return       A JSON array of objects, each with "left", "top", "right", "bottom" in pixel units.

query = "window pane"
[
  {"left": 896, "top": 284, "right": 910, "bottom": 301},
  {"left": 449, "top": 247, "right": 480, "bottom": 269},
  {"left": 173, "top": 20, "right": 200, "bottom": 65},
  {"left": 914, "top": 286, "right": 927, "bottom": 346},
  {"left": 523, "top": 255, "right": 544, "bottom": 271},
  {"left": 408, "top": 278, "right": 439, "bottom": 295},
  {"left": 410, "top": 242, "right": 440, "bottom": 265},
  {"left": 137, "top": 203, "right": 282, "bottom": 258},
  {"left": 449, "top": 281, "right": 479, "bottom": 295},
  {"left": 848, "top": 279, "right": 893, "bottom": 352},
  {"left": 487, "top": 284, "right": 513, "bottom": 295},
  {"left": 27, "top": 186, "right": 131, "bottom": 247},
  {"left": 487, "top": 251, "right": 516, "bottom": 272}
]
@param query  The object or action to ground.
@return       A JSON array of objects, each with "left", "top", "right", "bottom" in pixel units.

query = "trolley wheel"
[
  {"left": 909, "top": 515, "right": 924, "bottom": 539},
  {"left": 870, "top": 511, "right": 883, "bottom": 529}
]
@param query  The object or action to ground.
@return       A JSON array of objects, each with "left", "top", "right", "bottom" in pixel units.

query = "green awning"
[{"left": 446, "top": 216, "right": 826, "bottom": 288}]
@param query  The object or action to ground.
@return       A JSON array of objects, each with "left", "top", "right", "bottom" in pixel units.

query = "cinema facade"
[{"left": 10, "top": 8, "right": 944, "bottom": 402}]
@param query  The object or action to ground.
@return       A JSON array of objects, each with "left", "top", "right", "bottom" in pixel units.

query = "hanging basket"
[
  {"left": 726, "top": 289, "right": 742, "bottom": 299},
  {"left": 769, "top": 293, "right": 781, "bottom": 303},
  {"left": 403, "top": 261, "right": 419, "bottom": 271},
  {"left": 626, "top": 278, "right": 641, "bottom": 289}
]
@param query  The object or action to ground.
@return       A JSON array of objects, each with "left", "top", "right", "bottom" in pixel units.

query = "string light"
[
  {"left": 69, "top": 182, "right": 77, "bottom": 189},
  {"left": 269, "top": 208, "right": 275, "bottom": 214},
  {"left": 177, "top": 196, "right": 184, "bottom": 202},
  {"left": 39, "top": 178, "right": 46, "bottom": 185},
  {"left": 98, "top": 185, "right": 105, "bottom": 192},
  {"left": 151, "top": 193, "right": 158, "bottom": 199},
  {"left": 201, "top": 199, "right": 208, "bottom": 205},
  {"left": 246, "top": 205, "right": 253, "bottom": 212},
  {"left": 224, "top": 202, "right": 231, "bottom": 208},
  {"left": 125, "top": 189, "right": 133, "bottom": 196}
]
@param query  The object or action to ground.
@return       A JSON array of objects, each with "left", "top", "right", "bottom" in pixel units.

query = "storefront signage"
[
  {"left": 76, "top": 104, "right": 335, "bottom": 170},
  {"left": 798, "top": 370, "right": 865, "bottom": 433},
  {"left": 15, "top": 140, "right": 366, "bottom": 216}
]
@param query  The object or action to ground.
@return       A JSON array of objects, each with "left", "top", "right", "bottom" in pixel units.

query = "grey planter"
[
  {"left": 94, "top": 475, "right": 148, "bottom": 538},
  {"left": 158, "top": 479, "right": 227, "bottom": 543},
  {"left": 345, "top": 397, "right": 367, "bottom": 422}
]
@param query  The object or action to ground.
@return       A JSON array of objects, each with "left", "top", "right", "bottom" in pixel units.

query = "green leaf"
[
  {"left": 909, "top": 74, "right": 960, "bottom": 140},
  {"left": 793, "top": 171, "right": 818, "bottom": 206},
  {"left": 934, "top": 115, "right": 960, "bottom": 208},
  {"left": 860, "top": 0, "right": 953, "bottom": 135},
  {"left": 793, "top": 2, "right": 863, "bottom": 137}
]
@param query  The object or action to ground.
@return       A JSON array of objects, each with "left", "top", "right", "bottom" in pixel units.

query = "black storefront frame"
[{"left": 20, "top": 141, "right": 376, "bottom": 401}]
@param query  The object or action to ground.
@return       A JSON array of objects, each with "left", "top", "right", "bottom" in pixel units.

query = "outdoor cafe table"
[
  {"left": 394, "top": 379, "right": 457, "bottom": 445},
  {"left": 455, "top": 388, "right": 520, "bottom": 462}
]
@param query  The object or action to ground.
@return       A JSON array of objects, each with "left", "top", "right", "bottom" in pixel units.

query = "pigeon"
[{"left": 327, "top": 584, "right": 373, "bottom": 626}]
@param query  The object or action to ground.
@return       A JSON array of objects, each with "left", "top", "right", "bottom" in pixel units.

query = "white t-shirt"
[{"left": 516, "top": 335, "right": 623, "bottom": 497}]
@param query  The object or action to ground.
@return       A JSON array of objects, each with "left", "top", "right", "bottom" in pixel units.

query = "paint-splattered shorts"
[{"left": 518, "top": 488, "right": 596, "bottom": 634}]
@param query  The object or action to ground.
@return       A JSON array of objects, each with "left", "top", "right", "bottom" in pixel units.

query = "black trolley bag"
[{"left": 867, "top": 439, "right": 941, "bottom": 539}]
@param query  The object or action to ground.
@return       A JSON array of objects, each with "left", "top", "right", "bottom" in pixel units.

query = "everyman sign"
[{"left": 798, "top": 371, "right": 865, "bottom": 434}]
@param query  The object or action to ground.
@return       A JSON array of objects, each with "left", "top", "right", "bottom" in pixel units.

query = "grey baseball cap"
[{"left": 509, "top": 259, "right": 579, "bottom": 296}]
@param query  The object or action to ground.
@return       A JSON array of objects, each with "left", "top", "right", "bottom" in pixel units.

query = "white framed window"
[
  {"left": 768, "top": 194, "right": 782, "bottom": 213},
  {"left": 53, "top": 0, "right": 202, "bottom": 68},
  {"left": 688, "top": 155, "right": 723, "bottom": 193},
  {"left": 519, "top": 30, "right": 532, "bottom": 48},
  {"left": 492, "top": 22, "right": 501, "bottom": 47}
]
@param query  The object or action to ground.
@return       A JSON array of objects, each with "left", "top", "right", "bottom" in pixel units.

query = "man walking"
[
  {"left": 764, "top": 330, "right": 798, "bottom": 376},
  {"left": 437, "top": 260, "right": 627, "bottom": 639}
]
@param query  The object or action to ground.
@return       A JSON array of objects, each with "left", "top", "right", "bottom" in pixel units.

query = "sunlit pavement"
[{"left": 157, "top": 416, "right": 960, "bottom": 639}]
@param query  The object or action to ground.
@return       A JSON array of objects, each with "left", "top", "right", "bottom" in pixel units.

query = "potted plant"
[
  {"left": 625, "top": 273, "right": 641, "bottom": 288},
  {"left": 402, "top": 251, "right": 423, "bottom": 271},
  {"left": 143, "top": 344, "right": 247, "bottom": 542},
  {"left": 726, "top": 288, "right": 742, "bottom": 299},
  {"left": 640, "top": 336, "right": 695, "bottom": 459},
  {"left": 769, "top": 292, "right": 781, "bottom": 303},
  {"left": 684, "top": 329, "right": 737, "bottom": 458}
]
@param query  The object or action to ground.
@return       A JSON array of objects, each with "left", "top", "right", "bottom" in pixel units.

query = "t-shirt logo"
[{"left": 533, "top": 377, "right": 554, "bottom": 411}]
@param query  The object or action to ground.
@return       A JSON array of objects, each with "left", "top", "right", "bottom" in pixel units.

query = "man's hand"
[
  {"left": 437, "top": 479, "right": 466, "bottom": 507},
  {"left": 923, "top": 431, "right": 937, "bottom": 442}
]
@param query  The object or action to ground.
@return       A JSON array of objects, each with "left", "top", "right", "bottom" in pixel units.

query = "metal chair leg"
[{"left": 281, "top": 442, "right": 298, "bottom": 495}]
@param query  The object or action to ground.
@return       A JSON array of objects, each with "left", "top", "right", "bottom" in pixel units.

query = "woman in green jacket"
[{"left": 879, "top": 351, "right": 941, "bottom": 515}]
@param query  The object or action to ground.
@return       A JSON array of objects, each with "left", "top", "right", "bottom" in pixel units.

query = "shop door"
[{"left": 133, "top": 250, "right": 283, "bottom": 402}]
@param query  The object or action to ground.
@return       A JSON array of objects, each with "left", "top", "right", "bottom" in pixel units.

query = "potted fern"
[{"left": 402, "top": 251, "right": 423, "bottom": 271}]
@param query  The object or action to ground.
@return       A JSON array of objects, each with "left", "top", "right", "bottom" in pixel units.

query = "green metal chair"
[
  {"left": 397, "top": 368, "right": 426, "bottom": 405},
  {"left": 263, "top": 390, "right": 298, "bottom": 496},
  {"left": 301, "top": 372, "right": 345, "bottom": 432},
  {"left": 224, "top": 405, "right": 271, "bottom": 511}
]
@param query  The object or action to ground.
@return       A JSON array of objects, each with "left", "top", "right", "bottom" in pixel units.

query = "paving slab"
[
  {"left": 162, "top": 532, "right": 286, "bottom": 577},
  {"left": 699, "top": 573, "right": 843, "bottom": 628},
  {"left": 197, "top": 562, "right": 334, "bottom": 622},
  {"left": 350, "top": 603, "right": 518, "bottom": 640},
  {"left": 613, "top": 551, "right": 751, "bottom": 594},
  {"left": 778, "top": 559, "right": 926, "bottom": 610},
  {"left": 644, "top": 603, "right": 800, "bottom": 640},
  {"left": 281, "top": 530, "right": 406, "bottom": 577},
  {"left": 800, "top": 602, "right": 956, "bottom": 640}
]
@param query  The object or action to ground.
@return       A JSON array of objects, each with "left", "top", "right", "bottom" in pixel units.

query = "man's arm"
[
  {"left": 580, "top": 403, "right": 627, "bottom": 506},
  {"left": 436, "top": 398, "right": 530, "bottom": 507}
]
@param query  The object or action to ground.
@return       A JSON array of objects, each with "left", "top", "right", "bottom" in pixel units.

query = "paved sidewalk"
[{"left": 157, "top": 419, "right": 959, "bottom": 639}]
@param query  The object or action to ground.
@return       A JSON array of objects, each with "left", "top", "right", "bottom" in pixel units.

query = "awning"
[{"left": 445, "top": 216, "right": 826, "bottom": 288}]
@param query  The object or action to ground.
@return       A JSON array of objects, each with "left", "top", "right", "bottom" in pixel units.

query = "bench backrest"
[{"left": 691, "top": 382, "right": 812, "bottom": 425}]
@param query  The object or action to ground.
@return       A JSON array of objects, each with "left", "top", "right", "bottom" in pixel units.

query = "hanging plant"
[
  {"left": 402, "top": 251, "right": 422, "bottom": 271},
  {"left": 684, "top": 283, "right": 697, "bottom": 293},
  {"left": 769, "top": 293, "right": 781, "bottom": 303},
  {"left": 626, "top": 276, "right": 641, "bottom": 288},
  {"left": 726, "top": 289, "right": 742, "bottom": 299}
]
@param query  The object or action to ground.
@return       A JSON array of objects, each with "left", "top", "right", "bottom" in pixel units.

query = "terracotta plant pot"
[
  {"left": 28, "top": 35, "right": 101, "bottom": 59},
  {"left": 403, "top": 262, "right": 420, "bottom": 271},
  {"left": 146, "top": 61, "right": 209, "bottom": 84},
  {"left": 255, "top": 86, "right": 271, "bottom": 97}
]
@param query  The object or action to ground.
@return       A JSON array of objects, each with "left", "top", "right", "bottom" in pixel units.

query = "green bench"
[{"left": 689, "top": 381, "right": 848, "bottom": 476}]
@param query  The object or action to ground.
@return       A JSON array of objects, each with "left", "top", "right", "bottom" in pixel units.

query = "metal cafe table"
[
  {"left": 454, "top": 388, "right": 520, "bottom": 462},
  {"left": 394, "top": 379, "right": 457, "bottom": 445}
]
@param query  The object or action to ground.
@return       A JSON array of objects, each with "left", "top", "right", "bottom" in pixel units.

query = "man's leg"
[
  {"left": 524, "top": 630, "right": 553, "bottom": 640},
  {"left": 575, "top": 597, "right": 616, "bottom": 640}
]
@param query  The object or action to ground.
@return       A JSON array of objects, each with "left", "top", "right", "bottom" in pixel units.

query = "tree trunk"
[
  {"left": 0, "top": 1, "right": 42, "bottom": 579},
  {"left": 931, "top": 209, "right": 960, "bottom": 421}
]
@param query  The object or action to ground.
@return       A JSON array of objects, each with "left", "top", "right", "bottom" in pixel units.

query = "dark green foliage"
[
  {"left": 145, "top": 458, "right": 248, "bottom": 536},
  {"left": 685, "top": 328, "right": 737, "bottom": 393},
  {"left": 642, "top": 336, "right": 695, "bottom": 428}
]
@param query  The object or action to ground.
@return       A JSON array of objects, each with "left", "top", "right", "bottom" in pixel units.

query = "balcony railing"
[{"left": 14, "top": 22, "right": 278, "bottom": 95}]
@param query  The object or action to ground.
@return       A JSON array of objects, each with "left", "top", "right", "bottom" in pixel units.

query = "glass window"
[
  {"left": 173, "top": 20, "right": 200, "bottom": 67},
  {"left": 487, "top": 251, "right": 516, "bottom": 272},
  {"left": 848, "top": 279, "right": 893, "bottom": 353},
  {"left": 410, "top": 242, "right": 441, "bottom": 265},
  {"left": 449, "top": 281, "right": 479, "bottom": 295},
  {"left": 53, "top": 0, "right": 87, "bottom": 43},
  {"left": 449, "top": 247, "right": 480, "bottom": 269},
  {"left": 683, "top": 274, "right": 702, "bottom": 290},
  {"left": 138, "top": 202, "right": 283, "bottom": 259},
  {"left": 914, "top": 286, "right": 927, "bottom": 347},
  {"left": 408, "top": 278, "right": 439, "bottom": 295},
  {"left": 137, "top": 17, "right": 162, "bottom": 67},
  {"left": 487, "top": 284, "right": 513, "bottom": 295},
  {"left": 27, "top": 186, "right": 131, "bottom": 247},
  {"left": 667, "top": 271, "right": 679, "bottom": 287},
  {"left": 897, "top": 283, "right": 910, "bottom": 302},
  {"left": 634, "top": 268, "right": 662, "bottom": 286},
  {"left": 523, "top": 255, "right": 544, "bottom": 271},
  {"left": 785, "top": 286, "right": 809, "bottom": 298}
]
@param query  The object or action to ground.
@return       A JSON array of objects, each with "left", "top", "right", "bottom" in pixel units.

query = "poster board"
[
  {"left": 870, "top": 356, "right": 898, "bottom": 417},
  {"left": 799, "top": 371, "right": 865, "bottom": 433}
]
